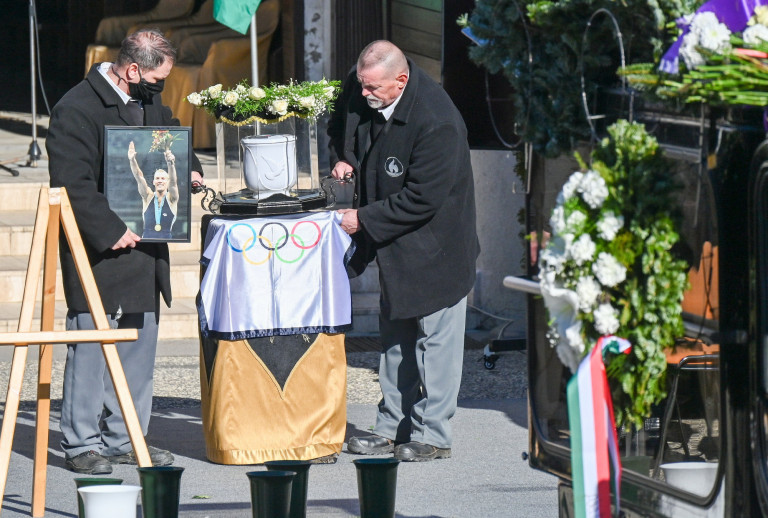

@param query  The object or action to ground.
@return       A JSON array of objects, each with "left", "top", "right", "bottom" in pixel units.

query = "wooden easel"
[{"left": 0, "top": 187, "right": 152, "bottom": 517}]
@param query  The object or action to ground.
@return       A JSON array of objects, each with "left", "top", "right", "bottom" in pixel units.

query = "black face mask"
[{"left": 128, "top": 68, "right": 165, "bottom": 103}]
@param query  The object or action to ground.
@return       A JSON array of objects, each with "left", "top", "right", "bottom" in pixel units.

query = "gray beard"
[{"left": 365, "top": 96, "right": 384, "bottom": 109}]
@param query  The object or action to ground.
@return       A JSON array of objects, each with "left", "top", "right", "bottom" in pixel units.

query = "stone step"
[
  {"left": 349, "top": 261, "right": 380, "bottom": 293},
  {"left": 0, "top": 251, "right": 203, "bottom": 304},
  {"left": 0, "top": 182, "right": 46, "bottom": 213},
  {"left": 0, "top": 152, "right": 218, "bottom": 214},
  {"left": 0, "top": 209, "right": 206, "bottom": 257},
  {"left": 349, "top": 291, "right": 380, "bottom": 335}
]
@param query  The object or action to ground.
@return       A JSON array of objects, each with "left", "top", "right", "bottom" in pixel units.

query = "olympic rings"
[
  {"left": 241, "top": 236, "right": 272, "bottom": 265},
  {"left": 225, "top": 220, "right": 323, "bottom": 264},
  {"left": 258, "top": 222, "right": 289, "bottom": 251},
  {"left": 291, "top": 220, "right": 321, "bottom": 249},
  {"left": 274, "top": 234, "right": 305, "bottom": 263},
  {"left": 227, "top": 223, "right": 257, "bottom": 252}
]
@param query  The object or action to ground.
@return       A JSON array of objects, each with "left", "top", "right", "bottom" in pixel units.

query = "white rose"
[
  {"left": 235, "top": 84, "right": 247, "bottom": 94},
  {"left": 565, "top": 209, "right": 587, "bottom": 233},
  {"left": 271, "top": 99, "right": 289, "bottom": 115},
  {"left": 323, "top": 86, "right": 336, "bottom": 97},
  {"left": 539, "top": 234, "right": 573, "bottom": 274},
  {"left": 744, "top": 24, "right": 768, "bottom": 45},
  {"left": 186, "top": 92, "right": 202, "bottom": 106},
  {"left": 299, "top": 96, "right": 315, "bottom": 109},
  {"left": 690, "top": 12, "right": 730, "bottom": 50},
  {"left": 751, "top": 6, "right": 768, "bottom": 26},
  {"left": 594, "top": 303, "right": 620, "bottom": 335},
  {"left": 223, "top": 91, "right": 239, "bottom": 106},
  {"left": 568, "top": 233, "right": 596, "bottom": 266},
  {"left": 249, "top": 86, "right": 266, "bottom": 100},
  {"left": 681, "top": 12, "right": 731, "bottom": 67},
  {"left": 597, "top": 211, "right": 624, "bottom": 241},
  {"left": 680, "top": 34, "right": 706, "bottom": 70},
  {"left": 690, "top": 12, "right": 720, "bottom": 33},
  {"left": 575, "top": 276, "right": 601, "bottom": 311},
  {"left": 550, "top": 205, "right": 567, "bottom": 235},
  {"left": 697, "top": 22, "right": 731, "bottom": 54},
  {"left": 539, "top": 246, "right": 567, "bottom": 274},
  {"left": 593, "top": 252, "right": 627, "bottom": 288},
  {"left": 557, "top": 171, "right": 584, "bottom": 204},
  {"left": 578, "top": 170, "right": 609, "bottom": 209},
  {"left": 208, "top": 84, "right": 223, "bottom": 98}
]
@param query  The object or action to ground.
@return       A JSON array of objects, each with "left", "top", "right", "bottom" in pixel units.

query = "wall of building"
[{"left": 469, "top": 149, "right": 527, "bottom": 336}]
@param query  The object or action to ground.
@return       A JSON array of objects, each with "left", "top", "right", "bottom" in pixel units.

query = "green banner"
[{"left": 213, "top": 0, "right": 262, "bottom": 35}]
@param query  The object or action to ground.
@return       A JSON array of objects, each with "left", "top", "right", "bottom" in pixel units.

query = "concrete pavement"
[
  {"left": 1, "top": 399, "right": 557, "bottom": 517},
  {"left": 0, "top": 111, "right": 559, "bottom": 517}
]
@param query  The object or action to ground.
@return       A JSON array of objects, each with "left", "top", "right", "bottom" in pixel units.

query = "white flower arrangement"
[
  {"left": 742, "top": 23, "right": 768, "bottom": 45},
  {"left": 186, "top": 78, "right": 342, "bottom": 126},
  {"left": 623, "top": 4, "right": 768, "bottom": 107},
  {"left": 680, "top": 11, "right": 732, "bottom": 70},
  {"left": 538, "top": 120, "right": 690, "bottom": 427}
]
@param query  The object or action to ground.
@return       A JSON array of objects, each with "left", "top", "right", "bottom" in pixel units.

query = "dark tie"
[
  {"left": 371, "top": 110, "right": 386, "bottom": 141},
  {"left": 126, "top": 100, "right": 144, "bottom": 126}
]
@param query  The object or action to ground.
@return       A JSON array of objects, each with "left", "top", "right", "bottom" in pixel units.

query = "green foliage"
[
  {"left": 592, "top": 121, "right": 689, "bottom": 427},
  {"left": 540, "top": 121, "right": 689, "bottom": 427},
  {"left": 622, "top": 39, "right": 768, "bottom": 107},
  {"left": 463, "top": 0, "right": 701, "bottom": 157}
]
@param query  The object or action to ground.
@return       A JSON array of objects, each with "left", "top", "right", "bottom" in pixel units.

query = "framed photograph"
[{"left": 104, "top": 126, "right": 192, "bottom": 243}]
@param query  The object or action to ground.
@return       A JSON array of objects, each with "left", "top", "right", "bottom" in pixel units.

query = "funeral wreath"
[{"left": 539, "top": 120, "right": 690, "bottom": 427}]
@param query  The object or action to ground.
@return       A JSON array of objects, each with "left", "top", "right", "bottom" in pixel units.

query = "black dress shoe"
[
  {"left": 105, "top": 445, "right": 174, "bottom": 466},
  {"left": 394, "top": 441, "right": 451, "bottom": 462},
  {"left": 347, "top": 435, "right": 395, "bottom": 455},
  {"left": 65, "top": 450, "right": 113, "bottom": 474}
]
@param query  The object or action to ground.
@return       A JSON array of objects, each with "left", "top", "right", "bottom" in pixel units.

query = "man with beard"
[{"left": 328, "top": 40, "right": 479, "bottom": 462}]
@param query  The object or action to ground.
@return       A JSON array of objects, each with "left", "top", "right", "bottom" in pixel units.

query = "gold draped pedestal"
[
  {"left": 199, "top": 333, "right": 347, "bottom": 464},
  {"left": 197, "top": 213, "right": 351, "bottom": 465}
]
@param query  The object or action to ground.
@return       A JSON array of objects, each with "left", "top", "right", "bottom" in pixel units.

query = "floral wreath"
[
  {"left": 622, "top": 3, "right": 768, "bottom": 107},
  {"left": 539, "top": 120, "right": 690, "bottom": 427},
  {"left": 186, "top": 79, "right": 342, "bottom": 126}
]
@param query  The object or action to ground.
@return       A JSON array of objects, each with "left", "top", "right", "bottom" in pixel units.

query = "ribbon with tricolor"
[{"left": 567, "top": 335, "right": 631, "bottom": 517}]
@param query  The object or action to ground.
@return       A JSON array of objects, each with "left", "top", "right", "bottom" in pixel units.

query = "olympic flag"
[
  {"left": 213, "top": 0, "right": 262, "bottom": 34},
  {"left": 199, "top": 212, "right": 353, "bottom": 339}
]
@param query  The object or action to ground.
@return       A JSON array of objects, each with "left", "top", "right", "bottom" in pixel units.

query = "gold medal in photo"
[{"left": 155, "top": 224, "right": 162, "bottom": 231}]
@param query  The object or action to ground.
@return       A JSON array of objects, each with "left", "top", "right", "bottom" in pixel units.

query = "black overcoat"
[
  {"left": 47, "top": 64, "right": 203, "bottom": 314},
  {"left": 328, "top": 60, "right": 479, "bottom": 320}
]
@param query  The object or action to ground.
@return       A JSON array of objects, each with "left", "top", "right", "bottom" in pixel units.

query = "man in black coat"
[
  {"left": 328, "top": 40, "right": 479, "bottom": 461},
  {"left": 47, "top": 29, "right": 203, "bottom": 474}
]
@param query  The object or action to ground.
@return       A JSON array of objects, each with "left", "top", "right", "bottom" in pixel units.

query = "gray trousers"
[
  {"left": 60, "top": 310, "right": 158, "bottom": 458},
  {"left": 374, "top": 297, "right": 467, "bottom": 448}
]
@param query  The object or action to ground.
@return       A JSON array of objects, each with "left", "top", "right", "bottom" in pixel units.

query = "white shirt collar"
[
  {"left": 98, "top": 62, "right": 133, "bottom": 104},
  {"left": 378, "top": 82, "right": 407, "bottom": 121}
]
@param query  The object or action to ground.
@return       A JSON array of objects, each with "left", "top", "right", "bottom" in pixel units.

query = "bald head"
[
  {"left": 357, "top": 40, "right": 408, "bottom": 77},
  {"left": 356, "top": 40, "right": 410, "bottom": 109}
]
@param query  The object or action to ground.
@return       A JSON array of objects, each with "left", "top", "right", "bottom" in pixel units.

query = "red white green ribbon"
[{"left": 567, "top": 335, "right": 630, "bottom": 517}]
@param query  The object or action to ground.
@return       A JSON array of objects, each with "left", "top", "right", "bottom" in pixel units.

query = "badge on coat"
[{"left": 384, "top": 157, "right": 404, "bottom": 177}]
